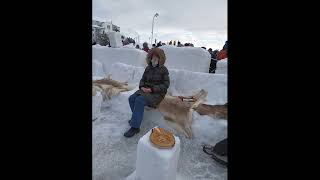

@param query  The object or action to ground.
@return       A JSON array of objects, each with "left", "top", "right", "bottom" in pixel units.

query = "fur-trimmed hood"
[{"left": 146, "top": 47, "right": 166, "bottom": 66}]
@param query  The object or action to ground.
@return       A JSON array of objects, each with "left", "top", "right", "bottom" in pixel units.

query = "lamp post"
[{"left": 151, "top": 13, "right": 159, "bottom": 45}]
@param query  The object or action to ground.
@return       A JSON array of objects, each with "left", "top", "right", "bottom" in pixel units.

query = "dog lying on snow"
[
  {"left": 92, "top": 76, "right": 134, "bottom": 100},
  {"left": 157, "top": 90, "right": 227, "bottom": 139},
  {"left": 92, "top": 77, "right": 227, "bottom": 139}
]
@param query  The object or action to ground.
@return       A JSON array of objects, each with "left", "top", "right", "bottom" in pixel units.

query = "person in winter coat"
[
  {"left": 142, "top": 42, "right": 150, "bottom": 53},
  {"left": 124, "top": 47, "right": 170, "bottom": 137},
  {"left": 217, "top": 41, "right": 228, "bottom": 60},
  {"left": 209, "top": 49, "right": 219, "bottom": 73},
  {"left": 217, "top": 49, "right": 227, "bottom": 60}
]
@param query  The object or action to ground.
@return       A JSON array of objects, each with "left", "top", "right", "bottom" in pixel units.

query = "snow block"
[
  {"left": 135, "top": 127, "right": 180, "bottom": 180},
  {"left": 92, "top": 91, "right": 103, "bottom": 120},
  {"left": 92, "top": 59, "right": 105, "bottom": 77},
  {"left": 92, "top": 47, "right": 147, "bottom": 76},
  {"left": 159, "top": 46, "right": 211, "bottom": 73},
  {"left": 110, "top": 63, "right": 145, "bottom": 86},
  {"left": 167, "top": 69, "right": 227, "bottom": 105},
  {"left": 107, "top": 31, "right": 122, "bottom": 48},
  {"left": 216, "top": 59, "right": 228, "bottom": 75}
]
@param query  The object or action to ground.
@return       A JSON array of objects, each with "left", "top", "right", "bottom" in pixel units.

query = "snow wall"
[
  {"left": 216, "top": 58, "right": 228, "bottom": 75},
  {"left": 92, "top": 45, "right": 212, "bottom": 75},
  {"left": 108, "top": 62, "right": 227, "bottom": 106},
  {"left": 92, "top": 46, "right": 148, "bottom": 76}
]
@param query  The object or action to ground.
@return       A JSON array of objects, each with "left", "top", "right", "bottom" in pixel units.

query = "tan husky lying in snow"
[{"left": 92, "top": 77, "right": 227, "bottom": 138}]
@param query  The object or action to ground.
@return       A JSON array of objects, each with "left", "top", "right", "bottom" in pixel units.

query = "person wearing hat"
[{"left": 124, "top": 47, "right": 170, "bottom": 137}]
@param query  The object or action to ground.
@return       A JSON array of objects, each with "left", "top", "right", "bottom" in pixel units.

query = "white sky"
[{"left": 93, "top": 0, "right": 227, "bottom": 50}]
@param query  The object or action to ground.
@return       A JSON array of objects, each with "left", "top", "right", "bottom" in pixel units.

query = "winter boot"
[{"left": 124, "top": 127, "right": 140, "bottom": 138}]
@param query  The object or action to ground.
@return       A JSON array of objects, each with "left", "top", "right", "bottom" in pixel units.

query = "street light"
[{"left": 151, "top": 13, "right": 159, "bottom": 45}]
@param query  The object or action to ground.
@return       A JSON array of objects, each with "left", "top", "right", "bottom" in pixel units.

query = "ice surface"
[
  {"left": 134, "top": 128, "right": 180, "bottom": 180},
  {"left": 108, "top": 31, "right": 123, "bottom": 48},
  {"left": 215, "top": 59, "right": 228, "bottom": 75},
  {"left": 159, "top": 46, "right": 211, "bottom": 73}
]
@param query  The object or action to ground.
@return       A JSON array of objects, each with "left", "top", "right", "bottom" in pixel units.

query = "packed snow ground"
[
  {"left": 92, "top": 46, "right": 228, "bottom": 180},
  {"left": 93, "top": 105, "right": 227, "bottom": 180}
]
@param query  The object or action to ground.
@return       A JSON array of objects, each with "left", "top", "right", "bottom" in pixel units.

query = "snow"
[
  {"left": 167, "top": 68, "right": 227, "bottom": 105},
  {"left": 109, "top": 63, "right": 145, "bottom": 85},
  {"left": 159, "top": 46, "right": 211, "bottom": 73},
  {"left": 108, "top": 62, "right": 227, "bottom": 106},
  {"left": 92, "top": 47, "right": 148, "bottom": 76},
  {"left": 133, "top": 128, "right": 180, "bottom": 180},
  {"left": 92, "top": 44, "right": 102, "bottom": 47},
  {"left": 92, "top": 91, "right": 103, "bottom": 120},
  {"left": 92, "top": 25, "right": 103, "bottom": 29},
  {"left": 122, "top": 43, "right": 136, "bottom": 49},
  {"left": 92, "top": 45, "right": 227, "bottom": 180},
  {"left": 93, "top": 45, "right": 215, "bottom": 76},
  {"left": 92, "top": 59, "right": 105, "bottom": 77},
  {"left": 93, "top": 106, "right": 227, "bottom": 180},
  {"left": 216, "top": 59, "right": 228, "bottom": 75},
  {"left": 107, "top": 31, "right": 123, "bottom": 48}
]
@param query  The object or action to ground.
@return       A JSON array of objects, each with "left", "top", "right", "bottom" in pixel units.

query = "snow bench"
[
  {"left": 108, "top": 62, "right": 227, "bottom": 104},
  {"left": 93, "top": 62, "right": 227, "bottom": 116}
]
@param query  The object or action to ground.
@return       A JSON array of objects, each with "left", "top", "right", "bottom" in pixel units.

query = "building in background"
[{"left": 92, "top": 19, "right": 120, "bottom": 44}]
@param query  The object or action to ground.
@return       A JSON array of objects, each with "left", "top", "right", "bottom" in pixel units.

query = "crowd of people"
[{"left": 134, "top": 40, "right": 228, "bottom": 74}]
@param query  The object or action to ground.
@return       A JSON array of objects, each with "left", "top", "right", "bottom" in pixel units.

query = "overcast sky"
[{"left": 93, "top": 0, "right": 227, "bottom": 50}]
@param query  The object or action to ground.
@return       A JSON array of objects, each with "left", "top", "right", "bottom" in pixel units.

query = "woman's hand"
[{"left": 141, "top": 87, "right": 152, "bottom": 93}]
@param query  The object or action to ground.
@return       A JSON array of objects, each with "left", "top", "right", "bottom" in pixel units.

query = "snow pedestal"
[
  {"left": 135, "top": 128, "right": 180, "bottom": 180},
  {"left": 107, "top": 32, "right": 122, "bottom": 48},
  {"left": 92, "top": 91, "right": 103, "bottom": 120}
]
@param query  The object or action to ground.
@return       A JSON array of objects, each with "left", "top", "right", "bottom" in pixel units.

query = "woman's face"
[{"left": 151, "top": 55, "right": 159, "bottom": 67}]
